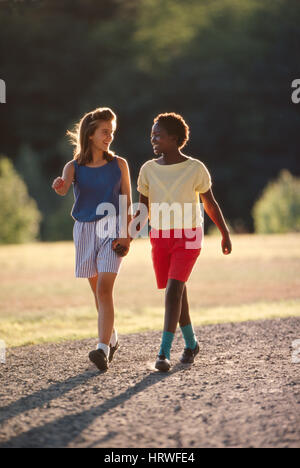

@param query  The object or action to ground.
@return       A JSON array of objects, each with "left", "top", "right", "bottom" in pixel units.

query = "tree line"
[{"left": 0, "top": 0, "right": 299, "bottom": 240}]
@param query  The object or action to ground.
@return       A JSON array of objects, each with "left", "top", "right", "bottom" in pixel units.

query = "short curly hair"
[{"left": 153, "top": 112, "right": 190, "bottom": 149}]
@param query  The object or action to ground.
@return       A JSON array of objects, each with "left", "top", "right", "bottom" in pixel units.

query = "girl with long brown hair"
[{"left": 52, "top": 107, "right": 132, "bottom": 371}]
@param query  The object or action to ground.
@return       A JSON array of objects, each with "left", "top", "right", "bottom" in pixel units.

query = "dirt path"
[{"left": 0, "top": 318, "right": 299, "bottom": 448}]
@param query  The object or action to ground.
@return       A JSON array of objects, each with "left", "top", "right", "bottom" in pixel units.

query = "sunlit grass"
[
  {"left": 1, "top": 300, "right": 299, "bottom": 348},
  {"left": 0, "top": 233, "right": 299, "bottom": 347}
]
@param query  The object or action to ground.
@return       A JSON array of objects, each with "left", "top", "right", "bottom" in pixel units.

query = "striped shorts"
[{"left": 73, "top": 216, "right": 123, "bottom": 278}]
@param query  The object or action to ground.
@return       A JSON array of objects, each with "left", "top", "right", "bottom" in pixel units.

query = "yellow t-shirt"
[{"left": 137, "top": 157, "right": 212, "bottom": 230}]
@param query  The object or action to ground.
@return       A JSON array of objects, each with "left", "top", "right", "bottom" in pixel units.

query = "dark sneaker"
[
  {"left": 109, "top": 341, "right": 119, "bottom": 363},
  {"left": 155, "top": 354, "right": 171, "bottom": 372},
  {"left": 89, "top": 349, "right": 108, "bottom": 371},
  {"left": 180, "top": 342, "right": 200, "bottom": 364}
]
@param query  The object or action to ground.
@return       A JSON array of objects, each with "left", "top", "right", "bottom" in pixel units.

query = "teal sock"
[
  {"left": 159, "top": 331, "right": 175, "bottom": 360},
  {"left": 180, "top": 324, "right": 197, "bottom": 350}
]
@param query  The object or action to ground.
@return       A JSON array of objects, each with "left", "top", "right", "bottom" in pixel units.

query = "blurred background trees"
[
  {"left": 253, "top": 170, "right": 300, "bottom": 234},
  {"left": 0, "top": 157, "right": 41, "bottom": 243},
  {"left": 0, "top": 0, "right": 299, "bottom": 242}
]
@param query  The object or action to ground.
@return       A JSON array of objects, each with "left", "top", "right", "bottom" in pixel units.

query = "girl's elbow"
[
  {"left": 205, "top": 198, "right": 219, "bottom": 209},
  {"left": 203, "top": 200, "right": 218, "bottom": 215}
]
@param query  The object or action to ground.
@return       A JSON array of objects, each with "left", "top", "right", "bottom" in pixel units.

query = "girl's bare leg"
[
  {"left": 96, "top": 272, "right": 118, "bottom": 345},
  {"left": 88, "top": 274, "right": 117, "bottom": 344},
  {"left": 88, "top": 275, "right": 99, "bottom": 310},
  {"left": 164, "top": 279, "right": 186, "bottom": 333},
  {"left": 179, "top": 285, "right": 192, "bottom": 328},
  {"left": 88, "top": 274, "right": 115, "bottom": 343}
]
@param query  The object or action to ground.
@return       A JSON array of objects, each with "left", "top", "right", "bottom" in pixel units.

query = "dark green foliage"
[
  {"left": 0, "top": 157, "right": 41, "bottom": 244},
  {"left": 253, "top": 170, "right": 300, "bottom": 233},
  {"left": 0, "top": 0, "right": 299, "bottom": 239}
]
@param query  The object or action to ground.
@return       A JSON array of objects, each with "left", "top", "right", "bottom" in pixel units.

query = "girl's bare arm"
[
  {"left": 118, "top": 157, "right": 133, "bottom": 236},
  {"left": 134, "top": 193, "right": 149, "bottom": 235},
  {"left": 200, "top": 188, "right": 232, "bottom": 255},
  {"left": 111, "top": 157, "right": 133, "bottom": 256},
  {"left": 52, "top": 160, "right": 75, "bottom": 196}
]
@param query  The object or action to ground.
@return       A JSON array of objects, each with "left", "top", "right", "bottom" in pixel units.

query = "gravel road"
[{"left": 0, "top": 318, "right": 299, "bottom": 448}]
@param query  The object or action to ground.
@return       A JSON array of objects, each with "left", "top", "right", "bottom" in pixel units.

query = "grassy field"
[{"left": 0, "top": 233, "right": 299, "bottom": 347}]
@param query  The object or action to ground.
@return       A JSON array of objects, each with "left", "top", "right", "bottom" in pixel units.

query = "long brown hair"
[{"left": 67, "top": 107, "right": 117, "bottom": 165}]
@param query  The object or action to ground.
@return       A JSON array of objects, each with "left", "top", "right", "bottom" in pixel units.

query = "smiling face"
[
  {"left": 151, "top": 122, "right": 178, "bottom": 155},
  {"left": 89, "top": 120, "right": 115, "bottom": 153}
]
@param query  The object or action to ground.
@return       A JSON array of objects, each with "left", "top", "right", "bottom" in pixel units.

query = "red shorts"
[{"left": 150, "top": 227, "right": 202, "bottom": 289}]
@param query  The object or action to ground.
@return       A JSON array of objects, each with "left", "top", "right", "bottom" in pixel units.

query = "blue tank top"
[{"left": 72, "top": 157, "right": 122, "bottom": 222}]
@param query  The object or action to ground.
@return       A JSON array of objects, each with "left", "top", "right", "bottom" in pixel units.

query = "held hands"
[
  {"left": 52, "top": 177, "right": 65, "bottom": 191},
  {"left": 222, "top": 233, "right": 232, "bottom": 255},
  {"left": 112, "top": 234, "right": 232, "bottom": 257},
  {"left": 112, "top": 237, "right": 131, "bottom": 257}
]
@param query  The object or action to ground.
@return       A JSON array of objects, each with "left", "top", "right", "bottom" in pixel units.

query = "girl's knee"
[
  {"left": 97, "top": 281, "right": 113, "bottom": 301},
  {"left": 97, "top": 273, "right": 117, "bottom": 302},
  {"left": 97, "top": 286, "right": 113, "bottom": 302},
  {"left": 166, "top": 280, "right": 185, "bottom": 302}
]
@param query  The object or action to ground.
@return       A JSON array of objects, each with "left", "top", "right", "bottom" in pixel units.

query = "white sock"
[
  {"left": 110, "top": 329, "right": 118, "bottom": 347},
  {"left": 96, "top": 343, "right": 109, "bottom": 357}
]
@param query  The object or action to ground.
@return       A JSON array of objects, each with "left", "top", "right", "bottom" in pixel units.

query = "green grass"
[
  {"left": 0, "top": 233, "right": 299, "bottom": 347},
  {"left": 0, "top": 300, "right": 299, "bottom": 347}
]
